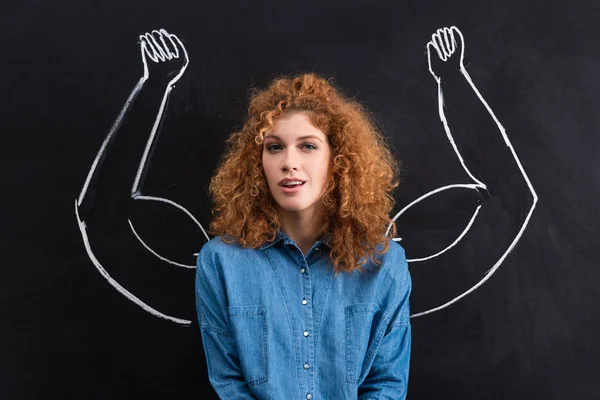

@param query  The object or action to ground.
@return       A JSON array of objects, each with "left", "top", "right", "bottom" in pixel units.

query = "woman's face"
[{"left": 262, "top": 110, "right": 331, "bottom": 218}]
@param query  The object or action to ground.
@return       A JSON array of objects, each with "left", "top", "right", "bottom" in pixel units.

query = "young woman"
[{"left": 195, "top": 73, "right": 411, "bottom": 399}]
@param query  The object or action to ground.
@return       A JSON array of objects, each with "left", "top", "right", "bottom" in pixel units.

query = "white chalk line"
[
  {"left": 385, "top": 184, "right": 484, "bottom": 262},
  {"left": 132, "top": 32, "right": 189, "bottom": 195},
  {"left": 75, "top": 200, "right": 192, "bottom": 325},
  {"left": 77, "top": 77, "right": 146, "bottom": 207},
  {"left": 132, "top": 194, "right": 210, "bottom": 241},
  {"left": 128, "top": 195, "right": 210, "bottom": 267},
  {"left": 408, "top": 204, "right": 482, "bottom": 263},
  {"left": 386, "top": 183, "right": 483, "bottom": 237},
  {"left": 128, "top": 220, "right": 195, "bottom": 269}
]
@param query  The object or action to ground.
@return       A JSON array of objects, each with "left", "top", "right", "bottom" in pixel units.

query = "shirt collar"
[
  {"left": 257, "top": 231, "right": 285, "bottom": 250},
  {"left": 259, "top": 229, "right": 332, "bottom": 250}
]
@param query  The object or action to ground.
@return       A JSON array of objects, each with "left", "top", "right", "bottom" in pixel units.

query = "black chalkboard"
[{"left": 2, "top": 0, "right": 600, "bottom": 399}]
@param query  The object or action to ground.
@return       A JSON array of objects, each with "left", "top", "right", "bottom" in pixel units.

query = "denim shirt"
[{"left": 195, "top": 230, "right": 411, "bottom": 400}]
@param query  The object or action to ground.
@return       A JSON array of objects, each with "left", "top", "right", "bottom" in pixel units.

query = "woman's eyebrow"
[
  {"left": 264, "top": 134, "right": 323, "bottom": 143},
  {"left": 263, "top": 134, "right": 280, "bottom": 141},
  {"left": 298, "top": 135, "right": 324, "bottom": 142}
]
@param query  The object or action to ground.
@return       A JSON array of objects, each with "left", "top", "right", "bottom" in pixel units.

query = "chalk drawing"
[
  {"left": 75, "top": 29, "right": 209, "bottom": 325},
  {"left": 385, "top": 26, "right": 538, "bottom": 317},
  {"left": 76, "top": 26, "right": 537, "bottom": 324}
]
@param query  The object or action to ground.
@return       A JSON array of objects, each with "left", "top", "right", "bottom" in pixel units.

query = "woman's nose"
[{"left": 281, "top": 150, "right": 299, "bottom": 172}]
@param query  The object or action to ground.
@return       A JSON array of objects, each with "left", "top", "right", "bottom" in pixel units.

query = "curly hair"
[{"left": 208, "top": 73, "right": 401, "bottom": 273}]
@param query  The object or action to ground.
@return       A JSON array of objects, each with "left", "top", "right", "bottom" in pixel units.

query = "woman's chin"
[
  {"left": 275, "top": 200, "right": 309, "bottom": 213},
  {"left": 277, "top": 204, "right": 304, "bottom": 213}
]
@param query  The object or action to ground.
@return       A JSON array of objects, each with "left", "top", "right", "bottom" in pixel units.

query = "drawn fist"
[
  {"left": 426, "top": 26, "right": 465, "bottom": 83},
  {"left": 139, "top": 29, "right": 189, "bottom": 86}
]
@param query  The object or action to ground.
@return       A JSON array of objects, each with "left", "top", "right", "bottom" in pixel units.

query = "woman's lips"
[{"left": 280, "top": 182, "right": 306, "bottom": 193}]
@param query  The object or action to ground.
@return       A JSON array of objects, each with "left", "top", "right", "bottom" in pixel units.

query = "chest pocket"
[
  {"left": 228, "top": 305, "right": 269, "bottom": 386},
  {"left": 345, "top": 302, "right": 391, "bottom": 384}
]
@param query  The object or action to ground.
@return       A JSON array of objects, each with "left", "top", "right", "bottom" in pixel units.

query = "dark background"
[{"left": 1, "top": 0, "right": 600, "bottom": 398}]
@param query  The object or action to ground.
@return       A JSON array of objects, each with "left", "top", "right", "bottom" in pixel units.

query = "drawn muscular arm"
[
  {"left": 76, "top": 29, "right": 207, "bottom": 268},
  {"left": 77, "top": 31, "right": 184, "bottom": 215},
  {"left": 393, "top": 27, "right": 537, "bottom": 316},
  {"left": 427, "top": 27, "right": 534, "bottom": 206}
]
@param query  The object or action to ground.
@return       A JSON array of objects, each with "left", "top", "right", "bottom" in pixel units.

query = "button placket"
[{"left": 300, "top": 259, "right": 314, "bottom": 398}]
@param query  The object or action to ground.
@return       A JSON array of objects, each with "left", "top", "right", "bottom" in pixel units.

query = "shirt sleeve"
[
  {"left": 195, "top": 242, "right": 257, "bottom": 399},
  {"left": 358, "top": 244, "right": 412, "bottom": 400}
]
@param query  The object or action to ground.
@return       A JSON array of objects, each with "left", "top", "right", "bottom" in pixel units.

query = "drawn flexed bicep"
[
  {"left": 391, "top": 26, "right": 538, "bottom": 317},
  {"left": 75, "top": 29, "right": 208, "bottom": 325}
]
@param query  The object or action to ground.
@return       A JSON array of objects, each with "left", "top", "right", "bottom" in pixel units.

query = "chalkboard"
[{"left": 2, "top": 0, "right": 599, "bottom": 398}]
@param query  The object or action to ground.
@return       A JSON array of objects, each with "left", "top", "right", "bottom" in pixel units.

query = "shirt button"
[
  {"left": 304, "top": 363, "right": 309, "bottom": 370},
  {"left": 306, "top": 394, "right": 312, "bottom": 399},
  {"left": 303, "top": 330, "right": 309, "bottom": 337},
  {"left": 300, "top": 268, "right": 305, "bottom": 274},
  {"left": 302, "top": 299, "right": 308, "bottom": 305},
  {"left": 315, "top": 247, "right": 319, "bottom": 251}
]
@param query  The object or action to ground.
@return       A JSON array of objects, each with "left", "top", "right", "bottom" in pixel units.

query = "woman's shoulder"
[
  {"left": 371, "top": 237, "right": 409, "bottom": 281},
  {"left": 198, "top": 234, "right": 248, "bottom": 254},
  {"left": 197, "top": 235, "right": 263, "bottom": 268},
  {"left": 382, "top": 237, "right": 407, "bottom": 259},
  {"left": 198, "top": 235, "right": 229, "bottom": 251},
  {"left": 372, "top": 237, "right": 407, "bottom": 266}
]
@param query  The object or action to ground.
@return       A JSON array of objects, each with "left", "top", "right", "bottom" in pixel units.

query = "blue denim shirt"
[{"left": 195, "top": 230, "right": 411, "bottom": 399}]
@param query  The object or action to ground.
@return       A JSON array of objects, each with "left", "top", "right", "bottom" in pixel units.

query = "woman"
[{"left": 195, "top": 73, "right": 411, "bottom": 399}]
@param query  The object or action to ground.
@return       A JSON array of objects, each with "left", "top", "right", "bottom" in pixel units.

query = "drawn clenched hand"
[
  {"left": 426, "top": 26, "right": 465, "bottom": 83},
  {"left": 139, "top": 29, "right": 189, "bottom": 86}
]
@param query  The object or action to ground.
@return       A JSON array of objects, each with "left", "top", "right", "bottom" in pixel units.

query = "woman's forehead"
[{"left": 265, "top": 111, "right": 326, "bottom": 140}]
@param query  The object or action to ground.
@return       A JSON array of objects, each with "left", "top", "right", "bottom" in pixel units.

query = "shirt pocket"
[
  {"left": 227, "top": 305, "right": 269, "bottom": 386},
  {"left": 345, "top": 302, "right": 391, "bottom": 384}
]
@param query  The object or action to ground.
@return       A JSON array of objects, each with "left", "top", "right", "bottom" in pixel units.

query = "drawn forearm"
[
  {"left": 440, "top": 74, "right": 508, "bottom": 177},
  {"left": 77, "top": 79, "right": 169, "bottom": 216},
  {"left": 439, "top": 74, "right": 531, "bottom": 206},
  {"left": 78, "top": 29, "right": 189, "bottom": 218}
]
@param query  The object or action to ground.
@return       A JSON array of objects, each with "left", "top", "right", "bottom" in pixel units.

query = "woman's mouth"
[{"left": 280, "top": 181, "right": 306, "bottom": 192}]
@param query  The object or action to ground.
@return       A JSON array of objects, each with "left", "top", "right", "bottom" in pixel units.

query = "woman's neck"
[{"left": 278, "top": 207, "right": 327, "bottom": 255}]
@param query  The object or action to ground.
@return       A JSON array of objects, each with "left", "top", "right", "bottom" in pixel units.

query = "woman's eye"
[
  {"left": 302, "top": 143, "right": 317, "bottom": 150},
  {"left": 266, "top": 144, "right": 281, "bottom": 152}
]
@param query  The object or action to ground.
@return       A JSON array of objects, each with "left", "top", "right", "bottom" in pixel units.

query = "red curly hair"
[{"left": 208, "top": 73, "right": 401, "bottom": 273}]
